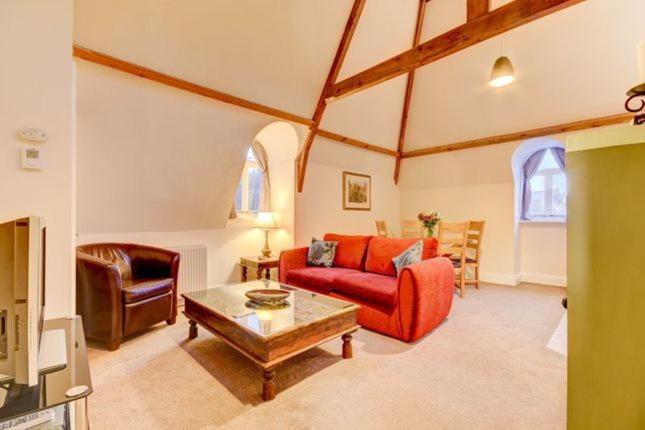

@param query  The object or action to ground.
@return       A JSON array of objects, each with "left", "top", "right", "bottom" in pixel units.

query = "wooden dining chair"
[
  {"left": 438, "top": 221, "right": 470, "bottom": 298},
  {"left": 463, "top": 221, "right": 486, "bottom": 290},
  {"left": 375, "top": 220, "right": 389, "bottom": 237},
  {"left": 401, "top": 220, "right": 423, "bottom": 239}
]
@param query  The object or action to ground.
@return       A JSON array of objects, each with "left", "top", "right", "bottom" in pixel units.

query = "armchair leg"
[
  {"left": 166, "top": 316, "right": 176, "bottom": 325},
  {"left": 106, "top": 339, "right": 121, "bottom": 351}
]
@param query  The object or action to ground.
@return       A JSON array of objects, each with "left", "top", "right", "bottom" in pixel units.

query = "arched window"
[
  {"left": 235, "top": 147, "right": 264, "bottom": 213},
  {"left": 521, "top": 147, "right": 566, "bottom": 220}
]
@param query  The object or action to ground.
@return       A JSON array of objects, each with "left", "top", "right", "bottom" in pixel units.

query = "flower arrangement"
[{"left": 418, "top": 211, "right": 441, "bottom": 237}]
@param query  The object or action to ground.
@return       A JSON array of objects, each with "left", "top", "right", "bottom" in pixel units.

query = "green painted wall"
[{"left": 567, "top": 140, "right": 645, "bottom": 429}]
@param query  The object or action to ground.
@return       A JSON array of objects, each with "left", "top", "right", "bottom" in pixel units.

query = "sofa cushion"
[
  {"left": 307, "top": 238, "right": 339, "bottom": 268},
  {"left": 365, "top": 237, "right": 439, "bottom": 276},
  {"left": 323, "top": 233, "right": 372, "bottom": 270},
  {"left": 123, "top": 278, "right": 173, "bottom": 304},
  {"left": 392, "top": 240, "right": 423, "bottom": 275},
  {"left": 333, "top": 272, "right": 398, "bottom": 310},
  {"left": 285, "top": 267, "right": 360, "bottom": 295}
]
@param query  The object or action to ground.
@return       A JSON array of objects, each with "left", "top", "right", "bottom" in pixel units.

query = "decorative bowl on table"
[{"left": 245, "top": 289, "right": 290, "bottom": 306}]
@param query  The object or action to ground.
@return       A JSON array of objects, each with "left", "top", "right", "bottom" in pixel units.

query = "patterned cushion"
[
  {"left": 365, "top": 237, "right": 438, "bottom": 276},
  {"left": 307, "top": 238, "right": 339, "bottom": 268},
  {"left": 392, "top": 240, "right": 423, "bottom": 276}
]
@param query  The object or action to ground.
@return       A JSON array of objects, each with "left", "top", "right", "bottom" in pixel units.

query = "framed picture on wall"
[{"left": 342, "top": 171, "right": 371, "bottom": 211}]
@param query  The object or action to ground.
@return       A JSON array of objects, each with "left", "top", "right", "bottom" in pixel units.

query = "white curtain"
[{"left": 251, "top": 140, "right": 272, "bottom": 212}]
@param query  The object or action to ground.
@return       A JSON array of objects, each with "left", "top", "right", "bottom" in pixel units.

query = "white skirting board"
[
  {"left": 480, "top": 271, "right": 567, "bottom": 287},
  {"left": 521, "top": 272, "right": 567, "bottom": 287},
  {"left": 480, "top": 271, "right": 521, "bottom": 286}
]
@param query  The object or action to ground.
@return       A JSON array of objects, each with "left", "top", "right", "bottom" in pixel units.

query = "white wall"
[
  {"left": 77, "top": 228, "right": 285, "bottom": 286},
  {"left": 520, "top": 223, "right": 567, "bottom": 286},
  {"left": 399, "top": 140, "right": 567, "bottom": 286},
  {"left": 75, "top": 60, "right": 275, "bottom": 233},
  {"left": 0, "top": 0, "right": 75, "bottom": 318},
  {"left": 296, "top": 136, "right": 401, "bottom": 244},
  {"left": 75, "top": 70, "right": 300, "bottom": 285}
]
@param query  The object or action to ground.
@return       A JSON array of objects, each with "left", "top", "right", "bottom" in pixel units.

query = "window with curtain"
[
  {"left": 235, "top": 148, "right": 263, "bottom": 213},
  {"left": 522, "top": 147, "right": 567, "bottom": 221}
]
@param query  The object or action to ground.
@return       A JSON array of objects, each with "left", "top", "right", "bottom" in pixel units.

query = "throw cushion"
[
  {"left": 307, "top": 238, "right": 339, "bottom": 268},
  {"left": 323, "top": 233, "right": 372, "bottom": 270},
  {"left": 365, "top": 236, "right": 439, "bottom": 276},
  {"left": 392, "top": 240, "right": 423, "bottom": 275}
]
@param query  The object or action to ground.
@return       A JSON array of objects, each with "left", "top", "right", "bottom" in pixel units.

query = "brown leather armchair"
[{"left": 76, "top": 243, "right": 180, "bottom": 351}]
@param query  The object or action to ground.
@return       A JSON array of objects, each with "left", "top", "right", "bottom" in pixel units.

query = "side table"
[{"left": 240, "top": 256, "right": 279, "bottom": 282}]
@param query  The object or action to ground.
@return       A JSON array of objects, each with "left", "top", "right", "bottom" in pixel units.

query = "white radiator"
[{"left": 168, "top": 245, "right": 207, "bottom": 302}]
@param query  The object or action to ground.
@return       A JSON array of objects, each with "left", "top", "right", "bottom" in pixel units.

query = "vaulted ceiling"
[{"left": 74, "top": 0, "right": 645, "bottom": 164}]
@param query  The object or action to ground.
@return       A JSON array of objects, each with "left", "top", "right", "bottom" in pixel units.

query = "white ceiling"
[
  {"left": 75, "top": 0, "right": 645, "bottom": 153},
  {"left": 405, "top": 0, "right": 645, "bottom": 150}
]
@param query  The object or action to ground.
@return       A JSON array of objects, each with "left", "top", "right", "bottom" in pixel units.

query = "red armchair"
[
  {"left": 279, "top": 234, "right": 454, "bottom": 342},
  {"left": 76, "top": 243, "right": 180, "bottom": 350}
]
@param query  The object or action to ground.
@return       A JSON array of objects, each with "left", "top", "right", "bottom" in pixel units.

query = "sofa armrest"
[
  {"left": 397, "top": 257, "right": 455, "bottom": 342},
  {"left": 278, "top": 247, "right": 309, "bottom": 283},
  {"left": 75, "top": 251, "right": 124, "bottom": 342}
]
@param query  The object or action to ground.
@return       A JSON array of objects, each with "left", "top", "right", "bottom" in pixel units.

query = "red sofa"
[{"left": 279, "top": 233, "right": 455, "bottom": 342}]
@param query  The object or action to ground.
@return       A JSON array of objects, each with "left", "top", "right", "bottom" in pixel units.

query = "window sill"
[
  {"left": 227, "top": 212, "right": 257, "bottom": 228},
  {"left": 520, "top": 219, "right": 567, "bottom": 225}
]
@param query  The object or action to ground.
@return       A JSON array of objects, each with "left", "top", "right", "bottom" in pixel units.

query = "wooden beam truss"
[
  {"left": 401, "top": 113, "right": 633, "bottom": 158},
  {"left": 297, "top": 0, "right": 367, "bottom": 192},
  {"left": 326, "top": 0, "right": 585, "bottom": 102},
  {"left": 394, "top": 0, "right": 428, "bottom": 185},
  {"left": 73, "top": 44, "right": 395, "bottom": 158},
  {"left": 74, "top": 0, "right": 621, "bottom": 189}
]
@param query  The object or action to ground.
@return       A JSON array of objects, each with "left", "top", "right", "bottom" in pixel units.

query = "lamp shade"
[
  {"left": 255, "top": 212, "right": 276, "bottom": 229},
  {"left": 489, "top": 56, "right": 516, "bottom": 88}
]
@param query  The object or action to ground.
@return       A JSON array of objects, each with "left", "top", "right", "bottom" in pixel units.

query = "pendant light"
[
  {"left": 489, "top": 37, "right": 515, "bottom": 88},
  {"left": 489, "top": 56, "right": 516, "bottom": 88}
]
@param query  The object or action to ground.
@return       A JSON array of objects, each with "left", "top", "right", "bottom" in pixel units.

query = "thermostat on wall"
[{"left": 21, "top": 147, "right": 44, "bottom": 170}]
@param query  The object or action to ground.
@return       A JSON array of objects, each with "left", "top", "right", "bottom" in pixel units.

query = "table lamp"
[{"left": 255, "top": 212, "right": 277, "bottom": 259}]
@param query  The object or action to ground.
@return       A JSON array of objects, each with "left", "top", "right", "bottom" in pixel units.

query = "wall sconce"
[{"left": 625, "top": 41, "right": 645, "bottom": 125}]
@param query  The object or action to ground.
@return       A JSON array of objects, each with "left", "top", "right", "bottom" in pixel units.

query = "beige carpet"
[{"left": 86, "top": 283, "right": 566, "bottom": 430}]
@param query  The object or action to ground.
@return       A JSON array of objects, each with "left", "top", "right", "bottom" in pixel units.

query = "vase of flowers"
[{"left": 418, "top": 211, "right": 441, "bottom": 237}]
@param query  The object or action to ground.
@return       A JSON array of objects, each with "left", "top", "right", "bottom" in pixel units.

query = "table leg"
[
  {"left": 188, "top": 320, "right": 198, "bottom": 339},
  {"left": 257, "top": 268, "right": 263, "bottom": 280},
  {"left": 262, "top": 369, "right": 276, "bottom": 401},
  {"left": 264, "top": 267, "right": 271, "bottom": 280},
  {"left": 241, "top": 266, "right": 248, "bottom": 282},
  {"left": 342, "top": 334, "right": 353, "bottom": 359}
]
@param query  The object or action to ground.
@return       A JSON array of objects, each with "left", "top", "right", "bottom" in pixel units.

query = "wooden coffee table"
[{"left": 182, "top": 280, "right": 359, "bottom": 401}]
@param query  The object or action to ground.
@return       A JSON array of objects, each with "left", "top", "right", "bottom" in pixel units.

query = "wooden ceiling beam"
[
  {"left": 73, "top": 44, "right": 394, "bottom": 158},
  {"left": 73, "top": 45, "right": 314, "bottom": 127},
  {"left": 467, "top": 0, "right": 490, "bottom": 22},
  {"left": 394, "top": 0, "right": 428, "bottom": 185},
  {"left": 317, "top": 129, "right": 398, "bottom": 157},
  {"left": 401, "top": 113, "right": 633, "bottom": 158},
  {"left": 326, "top": 0, "right": 585, "bottom": 102},
  {"left": 297, "top": 0, "right": 366, "bottom": 192}
]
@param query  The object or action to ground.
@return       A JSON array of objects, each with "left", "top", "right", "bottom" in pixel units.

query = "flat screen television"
[{"left": 0, "top": 217, "right": 45, "bottom": 387}]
